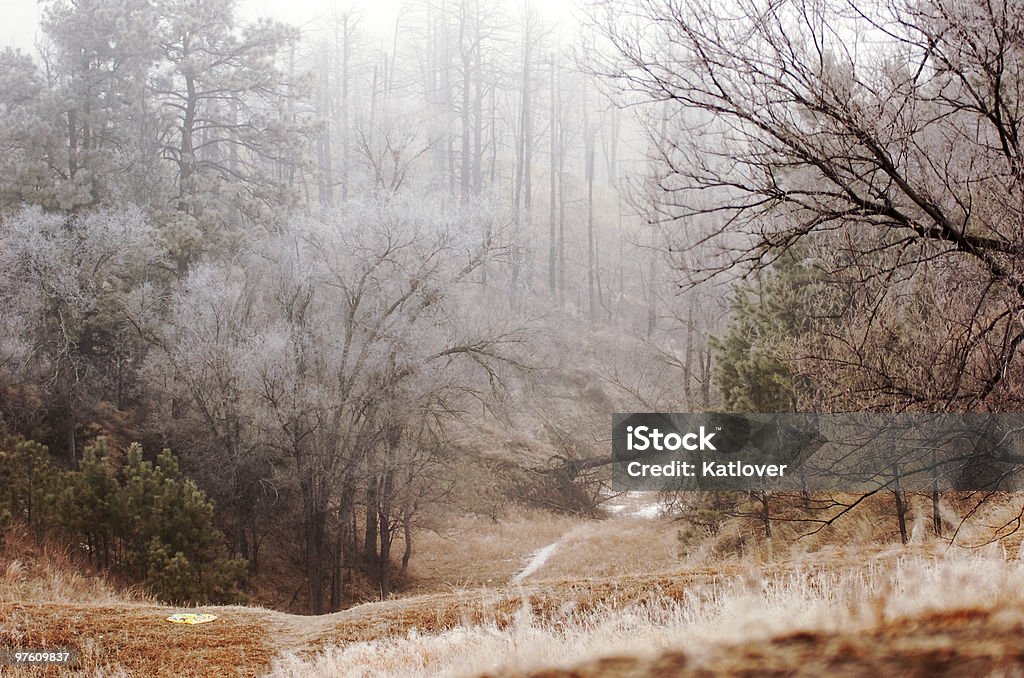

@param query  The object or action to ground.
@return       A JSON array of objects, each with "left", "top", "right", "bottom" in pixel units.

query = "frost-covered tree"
[
  {"left": 142, "top": 260, "right": 272, "bottom": 569},
  {"left": 0, "top": 49, "right": 64, "bottom": 210},
  {"left": 151, "top": 0, "right": 304, "bottom": 275},
  {"left": 592, "top": 0, "right": 1024, "bottom": 409},
  {"left": 40, "top": 0, "right": 158, "bottom": 210},
  {"left": 147, "top": 194, "right": 524, "bottom": 612},
  {"left": 0, "top": 207, "right": 164, "bottom": 455}
]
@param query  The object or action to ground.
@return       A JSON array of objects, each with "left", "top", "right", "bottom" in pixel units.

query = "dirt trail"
[
  {"left": 509, "top": 493, "right": 665, "bottom": 583},
  {"left": 602, "top": 491, "right": 666, "bottom": 519},
  {"left": 512, "top": 543, "right": 560, "bottom": 582},
  {"left": 262, "top": 608, "right": 337, "bottom": 656}
]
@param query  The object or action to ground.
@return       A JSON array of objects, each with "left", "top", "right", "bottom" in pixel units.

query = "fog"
[
  {"left": 2, "top": 0, "right": 1022, "bottom": 622},
  {"left": 2, "top": 0, "right": 582, "bottom": 51}
]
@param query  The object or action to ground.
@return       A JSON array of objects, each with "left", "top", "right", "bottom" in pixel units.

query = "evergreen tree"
[
  {"left": 57, "top": 438, "right": 122, "bottom": 569},
  {"left": 0, "top": 49, "right": 63, "bottom": 210},
  {"left": 712, "top": 246, "right": 837, "bottom": 413},
  {"left": 53, "top": 437, "right": 246, "bottom": 603},
  {"left": 41, "top": 0, "right": 158, "bottom": 210},
  {"left": 151, "top": 0, "right": 303, "bottom": 276},
  {"left": 0, "top": 430, "right": 59, "bottom": 534}
]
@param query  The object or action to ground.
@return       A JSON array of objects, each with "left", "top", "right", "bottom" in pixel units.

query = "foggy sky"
[{"left": 1, "top": 0, "right": 580, "bottom": 54}]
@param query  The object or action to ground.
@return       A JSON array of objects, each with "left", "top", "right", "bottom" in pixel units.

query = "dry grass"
[
  {"left": 0, "top": 525, "right": 276, "bottom": 676},
  {"left": 269, "top": 551, "right": 1024, "bottom": 677},
  {"left": 0, "top": 525, "right": 143, "bottom": 606},
  {"left": 6, "top": 494, "right": 1024, "bottom": 677},
  {"left": 408, "top": 492, "right": 974, "bottom": 588},
  {"left": 408, "top": 492, "right": 981, "bottom": 590},
  {"left": 6, "top": 546, "right": 1018, "bottom": 677},
  {"left": 534, "top": 517, "right": 681, "bottom": 580},
  {"left": 406, "top": 509, "right": 582, "bottom": 590},
  {"left": 0, "top": 603, "right": 276, "bottom": 677},
  {"left": 512, "top": 607, "right": 1024, "bottom": 677}
]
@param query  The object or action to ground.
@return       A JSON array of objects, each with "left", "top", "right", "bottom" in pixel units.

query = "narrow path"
[
  {"left": 510, "top": 493, "right": 665, "bottom": 583},
  {"left": 512, "top": 543, "right": 560, "bottom": 582}
]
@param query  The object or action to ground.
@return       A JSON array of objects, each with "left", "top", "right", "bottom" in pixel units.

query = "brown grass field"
[
  {"left": 5, "top": 497, "right": 1024, "bottom": 676},
  {"left": 8, "top": 562, "right": 1024, "bottom": 677}
]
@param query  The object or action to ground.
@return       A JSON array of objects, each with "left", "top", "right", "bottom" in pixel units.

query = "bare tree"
[
  {"left": 352, "top": 114, "right": 433, "bottom": 195},
  {"left": 591, "top": 0, "right": 1024, "bottom": 410},
  {"left": 153, "top": 194, "right": 525, "bottom": 613}
]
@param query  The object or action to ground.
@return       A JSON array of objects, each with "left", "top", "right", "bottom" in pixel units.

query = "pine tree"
[
  {"left": 712, "top": 247, "right": 837, "bottom": 412},
  {"left": 0, "top": 431, "right": 59, "bottom": 535},
  {"left": 55, "top": 437, "right": 245, "bottom": 603},
  {"left": 57, "top": 438, "right": 121, "bottom": 569},
  {"left": 709, "top": 247, "right": 840, "bottom": 538}
]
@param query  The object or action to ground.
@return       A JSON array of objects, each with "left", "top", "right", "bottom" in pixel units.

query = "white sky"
[
  {"left": 1, "top": 0, "right": 581, "bottom": 54},
  {"left": 1, "top": 0, "right": 43, "bottom": 51}
]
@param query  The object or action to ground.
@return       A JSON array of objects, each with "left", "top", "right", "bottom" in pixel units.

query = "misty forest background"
[{"left": 1, "top": 0, "right": 1023, "bottom": 614}]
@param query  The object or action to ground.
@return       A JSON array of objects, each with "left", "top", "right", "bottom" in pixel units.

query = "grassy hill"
[{"left": 4, "top": 498, "right": 1024, "bottom": 676}]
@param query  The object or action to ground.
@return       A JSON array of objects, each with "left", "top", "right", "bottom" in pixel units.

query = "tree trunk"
[
  {"left": 701, "top": 345, "right": 712, "bottom": 405},
  {"left": 250, "top": 524, "right": 260, "bottom": 573},
  {"left": 377, "top": 471, "right": 394, "bottom": 598},
  {"left": 758, "top": 491, "right": 772, "bottom": 539},
  {"left": 235, "top": 504, "right": 251, "bottom": 565},
  {"left": 317, "top": 45, "right": 333, "bottom": 207},
  {"left": 302, "top": 478, "right": 326, "bottom": 614},
  {"left": 472, "top": 38, "right": 483, "bottom": 196},
  {"left": 330, "top": 515, "right": 343, "bottom": 611},
  {"left": 460, "top": 14, "right": 472, "bottom": 202},
  {"left": 364, "top": 475, "right": 379, "bottom": 565},
  {"left": 931, "top": 451, "right": 942, "bottom": 537},
  {"left": 557, "top": 99, "right": 566, "bottom": 308},
  {"left": 67, "top": 108, "right": 79, "bottom": 178},
  {"left": 683, "top": 305, "right": 694, "bottom": 408},
  {"left": 894, "top": 490, "right": 909, "bottom": 545},
  {"left": 522, "top": 46, "right": 533, "bottom": 291},
  {"left": 400, "top": 509, "right": 413, "bottom": 576},
  {"left": 340, "top": 14, "right": 350, "bottom": 203},
  {"left": 548, "top": 53, "right": 557, "bottom": 298},
  {"left": 584, "top": 88, "right": 596, "bottom": 323},
  {"left": 489, "top": 86, "right": 498, "bottom": 187}
]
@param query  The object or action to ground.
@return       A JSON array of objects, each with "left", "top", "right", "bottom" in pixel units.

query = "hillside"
[
  {"left": 6, "top": 548, "right": 1024, "bottom": 676},
  {"left": 5, "top": 497, "right": 1024, "bottom": 677}
]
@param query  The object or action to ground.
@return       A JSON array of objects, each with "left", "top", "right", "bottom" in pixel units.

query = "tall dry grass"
[
  {"left": 0, "top": 524, "right": 144, "bottom": 605},
  {"left": 268, "top": 549, "right": 1024, "bottom": 677}
]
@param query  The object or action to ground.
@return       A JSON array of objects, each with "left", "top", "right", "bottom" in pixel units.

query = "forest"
[{"left": 2, "top": 0, "right": 1024, "bottom": 629}]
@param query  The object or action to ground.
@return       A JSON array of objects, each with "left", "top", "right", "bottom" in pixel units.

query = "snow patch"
[
  {"left": 603, "top": 491, "right": 664, "bottom": 520},
  {"left": 633, "top": 504, "right": 662, "bottom": 519}
]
